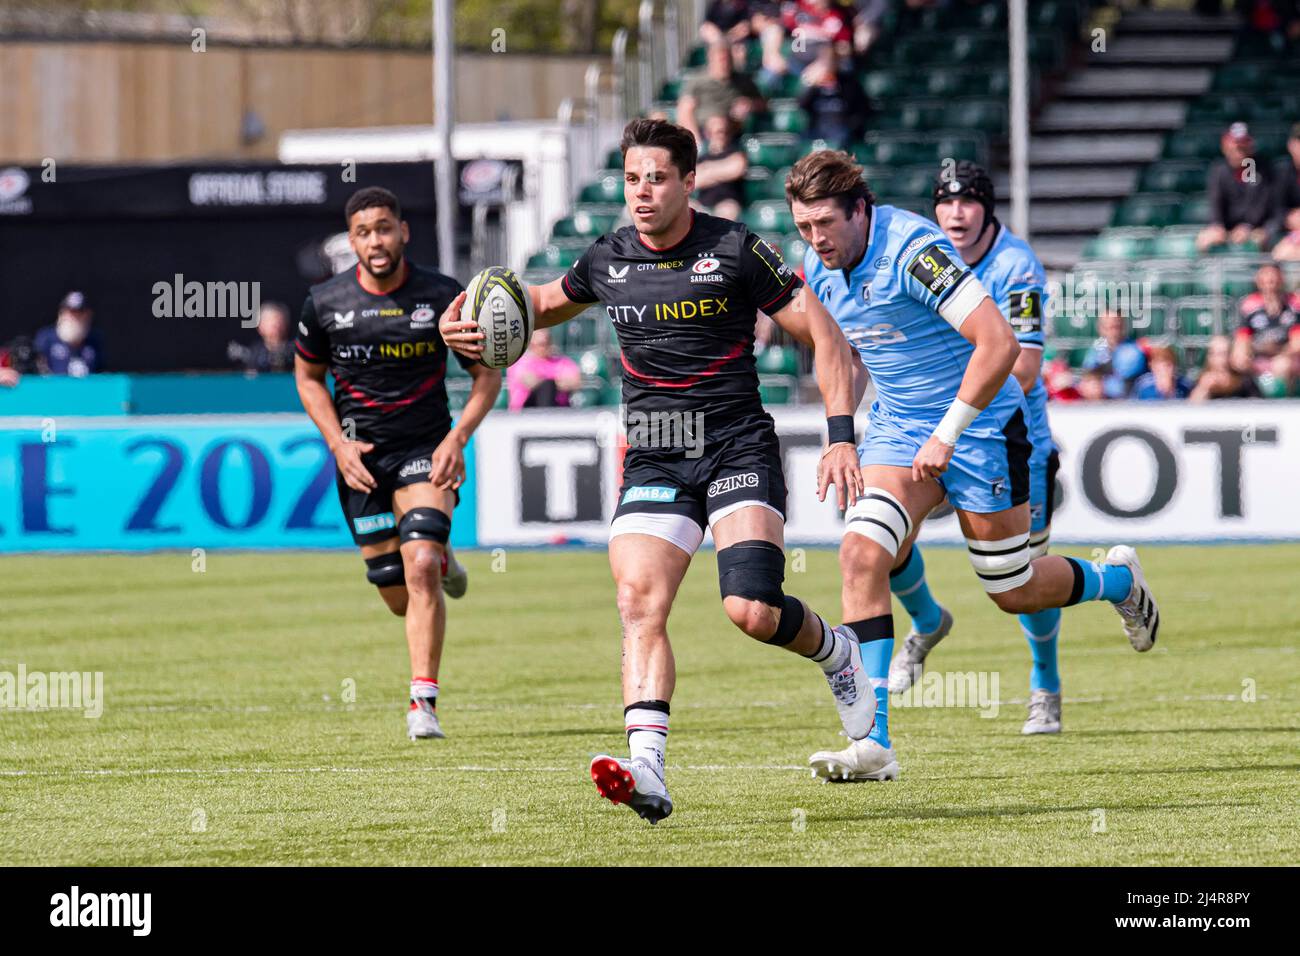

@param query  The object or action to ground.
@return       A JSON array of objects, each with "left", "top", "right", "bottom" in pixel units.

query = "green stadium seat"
[
  {"left": 1257, "top": 372, "right": 1292, "bottom": 398},
  {"left": 862, "top": 137, "right": 930, "bottom": 167},
  {"left": 580, "top": 170, "right": 625, "bottom": 204},
  {"left": 862, "top": 69, "right": 909, "bottom": 100},
  {"left": 933, "top": 133, "right": 987, "bottom": 164},
  {"left": 1212, "top": 61, "right": 1273, "bottom": 92},
  {"left": 893, "top": 165, "right": 937, "bottom": 199},
  {"left": 1051, "top": 309, "right": 1098, "bottom": 340},
  {"left": 1139, "top": 161, "right": 1207, "bottom": 194},
  {"left": 742, "top": 133, "right": 802, "bottom": 170},
  {"left": 1235, "top": 32, "right": 1290, "bottom": 60},
  {"left": 1175, "top": 296, "right": 1222, "bottom": 337},
  {"left": 1031, "top": 0, "right": 1073, "bottom": 29},
  {"left": 1157, "top": 274, "right": 1212, "bottom": 299},
  {"left": 1083, "top": 228, "right": 1156, "bottom": 261},
  {"left": 648, "top": 100, "right": 678, "bottom": 122},
  {"left": 758, "top": 378, "right": 795, "bottom": 404},
  {"left": 1163, "top": 126, "right": 1226, "bottom": 161},
  {"left": 950, "top": 98, "right": 1007, "bottom": 133},
  {"left": 1178, "top": 195, "right": 1211, "bottom": 225},
  {"left": 525, "top": 239, "right": 589, "bottom": 270},
  {"left": 1151, "top": 227, "right": 1200, "bottom": 258},
  {"left": 767, "top": 98, "right": 808, "bottom": 135},
  {"left": 1112, "top": 194, "right": 1183, "bottom": 228},
  {"left": 552, "top": 204, "right": 621, "bottom": 239},
  {"left": 605, "top": 147, "right": 624, "bottom": 169},
  {"left": 742, "top": 167, "right": 778, "bottom": 205},
  {"left": 742, "top": 200, "right": 796, "bottom": 235},
  {"left": 659, "top": 78, "right": 682, "bottom": 101},
  {"left": 757, "top": 344, "right": 799, "bottom": 376},
  {"left": 1026, "top": 32, "right": 1064, "bottom": 70},
  {"left": 686, "top": 45, "right": 707, "bottom": 69},
  {"left": 896, "top": 101, "right": 950, "bottom": 132},
  {"left": 577, "top": 348, "right": 609, "bottom": 379},
  {"left": 780, "top": 233, "right": 809, "bottom": 267},
  {"left": 922, "top": 68, "right": 979, "bottom": 98}
]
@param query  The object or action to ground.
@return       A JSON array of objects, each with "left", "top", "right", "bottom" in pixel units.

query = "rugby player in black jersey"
[
  {"left": 439, "top": 120, "right": 869, "bottom": 823},
  {"left": 295, "top": 187, "right": 501, "bottom": 741}
]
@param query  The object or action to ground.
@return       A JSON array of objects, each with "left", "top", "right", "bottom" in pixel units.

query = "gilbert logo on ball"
[{"left": 461, "top": 266, "right": 533, "bottom": 369}]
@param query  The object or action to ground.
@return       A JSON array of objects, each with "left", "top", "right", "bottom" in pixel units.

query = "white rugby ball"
[{"left": 461, "top": 266, "right": 534, "bottom": 369}]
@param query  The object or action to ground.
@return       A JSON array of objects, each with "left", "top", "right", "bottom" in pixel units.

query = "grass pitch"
[{"left": 1, "top": 544, "right": 1296, "bottom": 866}]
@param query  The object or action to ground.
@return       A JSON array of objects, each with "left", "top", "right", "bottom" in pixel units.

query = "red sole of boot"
[{"left": 590, "top": 757, "right": 636, "bottom": 805}]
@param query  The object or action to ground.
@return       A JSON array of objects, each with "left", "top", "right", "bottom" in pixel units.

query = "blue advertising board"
[{"left": 0, "top": 415, "right": 478, "bottom": 552}]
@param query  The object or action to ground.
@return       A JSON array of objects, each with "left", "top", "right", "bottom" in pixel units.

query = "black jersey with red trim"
[
  {"left": 295, "top": 262, "right": 472, "bottom": 449},
  {"left": 561, "top": 212, "right": 802, "bottom": 425}
]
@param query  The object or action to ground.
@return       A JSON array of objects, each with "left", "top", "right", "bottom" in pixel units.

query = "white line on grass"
[{"left": 0, "top": 764, "right": 808, "bottom": 778}]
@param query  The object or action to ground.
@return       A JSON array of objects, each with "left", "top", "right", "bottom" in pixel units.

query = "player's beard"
[{"left": 359, "top": 244, "right": 405, "bottom": 279}]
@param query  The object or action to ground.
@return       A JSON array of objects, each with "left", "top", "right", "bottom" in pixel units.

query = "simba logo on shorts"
[
  {"left": 623, "top": 486, "right": 678, "bottom": 504},
  {"left": 354, "top": 512, "right": 397, "bottom": 534},
  {"left": 707, "top": 472, "right": 759, "bottom": 498},
  {"left": 398, "top": 457, "right": 432, "bottom": 479}
]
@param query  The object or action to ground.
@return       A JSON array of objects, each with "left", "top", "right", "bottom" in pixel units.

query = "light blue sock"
[
  {"left": 859, "top": 635, "right": 892, "bottom": 750},
  {"left": 889, "top": 545, "right": 943, "bottom": 635},
  {"left": 1020, "top": 608, "right": 1061, "bottom": 694},
  {"left": 1066, "top": 558, "right": 1133, "bottom": 604}
]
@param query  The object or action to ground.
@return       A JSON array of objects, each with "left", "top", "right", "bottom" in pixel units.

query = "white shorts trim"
[
  {"left": 707, "top": 499, "right": 784, "bottom": 528},
  {"left": 609, "top": 512, "right": 705, "bottom": 556}
]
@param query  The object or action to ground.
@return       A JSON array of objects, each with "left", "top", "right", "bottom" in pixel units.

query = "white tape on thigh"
[
  {"left": 1028, "top": 528, "right": 1051, "bottom": 561},
  {"left": 610, "top": 512, "right": 705, "bottom": 556},
  {"left": 843, "top": 488, "right": 913, "bottom": 557},
  {"left": 967, "top": 532, "right": 1033, "bottom": 594}
]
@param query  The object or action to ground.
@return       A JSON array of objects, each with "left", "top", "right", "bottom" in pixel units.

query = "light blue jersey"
[
  {"left": 804, "top": 204, "right": 1025, "bottom": 427},
  {"left": 805, "top": 205, "right": 1030, "bottom": 514},
  {"left": 965, "top": 223, "right": 1053, "bottom": 458},
  {"left": 963, "top": 222, "right": 1056, "bottom": 534}
]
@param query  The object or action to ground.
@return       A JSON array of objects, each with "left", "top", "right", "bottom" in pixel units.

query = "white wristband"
[{"left": 933, "top": 399, "right": 981, "bottom": 447}]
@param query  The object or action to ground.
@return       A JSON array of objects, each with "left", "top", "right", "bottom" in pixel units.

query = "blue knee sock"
[
  {"left": 846, "top": 615, "right": 894, "bottom": 750},
  {"left": 1019, "top": 607, "right": 1061, "bottom": 694},
  {"left": 1063, "top": 558, "right": 1133, "bottom": 605},
  {"left": 889, "top": 545, "right": 943, "bottom": 635}
]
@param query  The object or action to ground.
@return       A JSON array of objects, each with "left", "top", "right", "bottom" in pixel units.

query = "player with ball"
[{"left": 441, "top": 119, "right": 872, "bottom": 824}]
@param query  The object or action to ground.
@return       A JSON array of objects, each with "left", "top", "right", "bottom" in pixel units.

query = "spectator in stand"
[
  {"left": 847, "top": 0, "right": 890, "bottom": 61},
  {"left": 1043, "top": 352, "right": 1083, "bottom": 402},
  {"left": 1271, "top": 123, "right": 1300, "bottom": 261},
  {"left": 797, "top": 45, "right": 871, "bottom": 149},
  {"left": 677, "top": 42, "right": 764, "bottom": 145},
  {"left": 228, "top": 301, "right": 296, "bottom": 373},
  {"left": 1190, "top": 335, "right": 1261, "bottom": 401},
  {"left": 1081, "top": 310, "right": 1147, "bottom": 398},
  {"left": 694, "top": 115, "right": 748, "bottom": 221},
  {"left": 1076, "top": 368, "right": 1108, "bottom": 402},
  {"left": 783, "top": 0, "right": 854, "bottom": 67},
  {"left": 1133, "top": 345, "right": 1192, "bottom": 400},
  {"left": 34, "top": 291, "right": 104, "bottom": 377},
  {"left": 700, "top": 0, "right": 756, "bottom": 69},
  {"left": 1197, "top": 122, "right": 1275, "bottom": 253},
  {"left": 1232, "top": 262, "right": 1300, "bottom": 394},
  {"left": 506, "top": 328, "right": 582, "bottom": 410}
]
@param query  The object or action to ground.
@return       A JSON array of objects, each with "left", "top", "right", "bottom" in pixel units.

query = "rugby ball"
[{"left": 461, "top": 266, "right": 533, "bottom": 369}]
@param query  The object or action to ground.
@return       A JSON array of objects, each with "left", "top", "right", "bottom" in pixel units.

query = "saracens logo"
[
  {"left": 410, "top": 305, "right": 435, "bottom": 327},
  {"left": 692, "top": 257, "right": 720, "bottom": 274}
]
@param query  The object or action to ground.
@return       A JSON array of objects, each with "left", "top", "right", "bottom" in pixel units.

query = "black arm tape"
[
  {"left": 769, "top": 594, "right": 806, "bottom": 646},
  {"left": 364, "top": 551, "right": 405, "bottom": 588},
  {"left": 717, "top": 539, "right": 785, "bottom": 607},
  {"left": 827, "top": 414, "right": 856, "bottom": 446},
  {"left": 398, "top": 507, "right": 451, "bottom": 545}
]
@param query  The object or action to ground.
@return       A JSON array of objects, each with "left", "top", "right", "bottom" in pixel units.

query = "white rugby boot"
[
  {"left": 407, "top": 698, "right": 445, "bottom": 740},
  {"left": 590, "top": 755, "right": 673, "bottom": 825},
  {"left": 1021, "top": 689, "right": 1062, "bottom": 735},
  {"left": 823, "top": 627, "right": 876, "bottom": 740},
  {"left": 441, "top": 547, "right": 468, "bottom": 599},
  {"left": 809, "top": 736, "right": 900, "bottom": 782},
  {"left": 1105, "top": 546, "right": 1160, "bottom": 652},
  {"left": 887, "top": 606, "right": 954, "bottom": 693}
]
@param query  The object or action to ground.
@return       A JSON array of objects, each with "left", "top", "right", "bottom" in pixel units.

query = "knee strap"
[
  {"left": 967, "top": 532, "right": 1034, "bottom": 594},
  {"left": 398, "top": 507, "right": 450, "bottom": 545},
  {"left": 365, "top": 551, "right": 405, "bottom": 588},
  {"left": 769, "top": 594, "right": 805, "bottom": 646},
  {"left": 717, "top": 540, "right": 785, "bottom": 606},
  {"left": 843, "top": 488, "right": 913, "bottom": 558}
]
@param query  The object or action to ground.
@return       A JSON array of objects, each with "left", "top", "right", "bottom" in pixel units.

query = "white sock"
[
  {"left": 624, "top": 703, "right": 669, "bottom": 780},
  {"left": 809, "top": 618, "right": 852, "bottom": 674},
  {"left": 410, "top": 677, "right": 438, "bottom": 706}
]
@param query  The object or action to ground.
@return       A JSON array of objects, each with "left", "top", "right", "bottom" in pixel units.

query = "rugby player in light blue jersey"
[
  {"left": 783, "top": 150, "right": 1160, "bottom": 782},
  {"left": 886, "top": 161, "right": 1068, "bottom": 736}
]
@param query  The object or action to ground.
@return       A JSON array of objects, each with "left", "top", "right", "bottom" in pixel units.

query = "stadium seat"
[
  {"left": 1212, "top": 61, "right": 1273, "bottom": 92},
  {"left": 552, "top": 204, "right": 621, "bottom": 239},
  {"left": 862, "top": 69, "right": 909, "bottom": 100},
  {"left": 1164, "top": 126, "right": 1230, "bottom": 161},
  {"left": 949, "top": 98, "right": 1007, "bottom": 134},
  {"left": 1139, "top": 162, "right": 1207, "bottom": 195},
  {"left": 659, "top": 78, "right": 681, "bottom": 101},
  {"left": 648, "top": 101, "right": 678, "bottom": 122},
  {"left": 893, "top": 165, "right": 938, "bottom": 199},
  {"left": 1175, "top": 296, "right": 1222, "bottom": 337},
  {"left": 1151, "top": 227, "right": 1201, "bottom": 258},
  {"left": 933, "top": 133, "right": 987, "bottom": 164},
  {"left": 780, "top": 234, "right": 809, "bottom": 267},
  {"left": 1157, "top": 274, "right": 1212, "bottom": 299},
  {"left": 577, "top": 348, "right": 609, "bottom": 379},
  {"left": 580, "top": 170, "right": 625, "bottom": 204},
  {"left": 686, "top": 45, "right": 707, "bottom": 69},
  {"left": 757, "top": 344, "right": 799, "bottom": 376},
  {"left": 742, "top": 167, "right": 777, "bottom": 205},
  {"left": 605, "top": 148, "right": 624, "bottom": 169},
  {"left": 742, "top": 200, "right": 796, "bottom": 235},
  {"left": 1083, "top": 228, "right": 1156, "bottom": 261},
  {"left": 767, "top": 99, "right": 808, "bottom": 135},
  {"left": 742, "top": 133, "right": 802, "bottom": 170},
  {"left": 526, "top": 239, "right": 589, "bottom": 270},
  {"left": 1177, "top": 195, "right": 1211, "bottom": 225},
  {"left": 884, "top": 100, "right": 949, "bottom": 132},
  {"left": 1112, "top": 194, "right": 1183, "bottom": 228}
]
